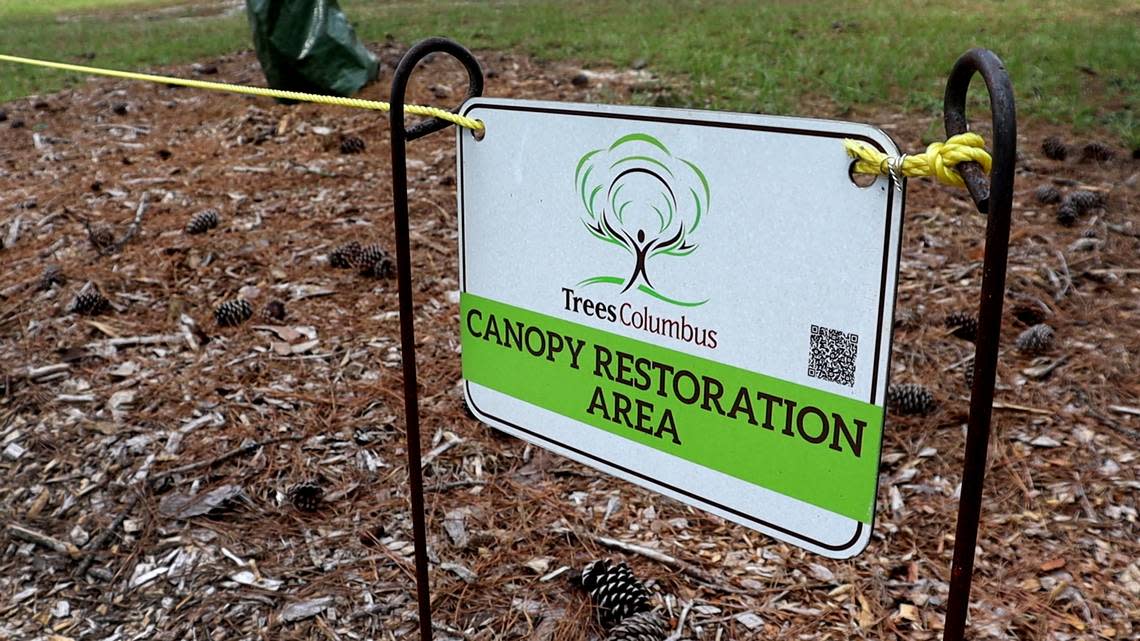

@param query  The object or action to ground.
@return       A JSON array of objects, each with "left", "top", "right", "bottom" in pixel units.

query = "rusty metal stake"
[
  {"left": 941, "top": 47, "right": 1017, "bottom": 641},
  {"left": 389, "top": 37, "right": 484, "bottom": 641}
]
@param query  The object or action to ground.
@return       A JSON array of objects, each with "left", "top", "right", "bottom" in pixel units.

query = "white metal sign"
[{"left": 456, "top": 98, "right": 904, "bottom": 558}]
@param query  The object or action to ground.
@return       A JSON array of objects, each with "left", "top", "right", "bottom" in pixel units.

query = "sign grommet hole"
[
  {"left": 472, "top": 122, "right": 486, "bottom": 141},
  {"left": 848, "top": 161, "right": 877, "bottom": 188}
]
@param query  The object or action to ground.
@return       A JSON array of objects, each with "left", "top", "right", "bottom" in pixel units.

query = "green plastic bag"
[{"left": 246, "top": 0, "right": 379, "bottom": 97}]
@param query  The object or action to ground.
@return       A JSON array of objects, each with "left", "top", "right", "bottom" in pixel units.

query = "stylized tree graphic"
[{"left": 575, "top": 133, "right": 709, "bottom": 297}]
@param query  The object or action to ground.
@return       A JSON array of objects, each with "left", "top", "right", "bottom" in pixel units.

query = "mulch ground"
[{"left": 1, "top": 43, "right": 1137, "bottom": 641}]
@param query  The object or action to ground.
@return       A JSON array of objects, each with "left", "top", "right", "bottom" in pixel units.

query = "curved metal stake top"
[
  {"left": 389, "top": 37, "right": 484, "bottom": 641},
  {"left": 941, "top": 48, "right": 1016, "bottom": 641}
]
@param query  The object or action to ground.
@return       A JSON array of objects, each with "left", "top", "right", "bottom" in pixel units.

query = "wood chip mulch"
[{"left": 1, "top": 45, "right": 1137, "bottom": 640}]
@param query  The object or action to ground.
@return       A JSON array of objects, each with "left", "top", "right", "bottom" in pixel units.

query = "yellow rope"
[
  {"left": 0, "top": 53, "right": 484, "bottom": 131},
  {"left": 844, "top": 133, "right": 992, "bottom": 187},
  {"left": 3, "top": 53, "right": 993, "bottom": 186}
]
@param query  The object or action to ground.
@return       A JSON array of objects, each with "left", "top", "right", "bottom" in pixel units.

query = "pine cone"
[
  {"left": 339, "top": 135, "right": 366, "bottom": 155},
  {"left": 354, "top": 244, "right": 394, "bottom": 278},
  {"left": 361, "top": 255, "right": 395, "bottom": 279},
  {"left": 185, "top": 209, "right": 220, "bottom": 234},
  {"left": 1033, "top": 185, "right": 1061, "bottom": 205},
  {"left": 944, "top": 311, "right": 977, "bottom": 341},
  {"left": 89, "top": 225, "right": 115, "bottom": 251},
  {"left": 262, "top": 300, "right": 286, "bottom": 322},
  {"left": 38, "top": 265, "right": 64, "bottom": 291},
  {"left": 1067, "top": 190, "right": 1105, "bottom": 213},
  {"left": 71, "top": 288, "right": 109, "bottom": 315},
  {"left": 288, "top": 481, "right": 325, "bottom": 512},
  {"left": 352, "top": 243, "right": 388, "bottom": 267},
  {"left": 1080, "top": 141, "right": 1115, "bottom": 163},
  {"left": 1015, "top": 323, "right": 1054, "bottom": 355},
  {"left": 887, "top": 383, "right": 935, "bottom": 416},
  {"left": 1041, "top": 136, "right": 1068, "bottom": 161},
  {"left": 578, "top": 560, "right": 652, "bottom": 628},
  {"left": 605, "top": 610, "right": 668, "bottom": 641},
  {"left": 328, "top": 241, "right": 362, "bottom": 269},
  {"left": 1055, "top": 200, "right": 1079, "bottom": 226},
  {"left": 214, "top": 298, "right": 253, "bottom": 327}
]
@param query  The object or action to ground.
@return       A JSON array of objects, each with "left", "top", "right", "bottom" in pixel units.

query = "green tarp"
[{"left": 246, "top": 0, "right": 379, "bottom": 97}]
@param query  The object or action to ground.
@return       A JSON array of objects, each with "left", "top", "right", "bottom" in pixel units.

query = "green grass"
[
  {"left": 0, "top": 0, "right": 174, "bottom": 17},
  {"left": 0, "top": 0, "right": 248, "bottom": 98},
  {"left": 1, "top": 0, "right": 1136, "bottom": 143}
]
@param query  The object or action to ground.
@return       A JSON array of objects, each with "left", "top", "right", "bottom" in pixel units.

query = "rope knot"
[
  {"left": 921, "top": 133, "right": 992, "bottom": 187},
  {"left": 844, "top": 132, "right": 992, "bottom": 188}
]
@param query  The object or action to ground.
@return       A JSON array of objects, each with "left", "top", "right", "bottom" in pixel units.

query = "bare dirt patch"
[{"left": 1, "top": 45, "right": 1137, "bottom": 640}]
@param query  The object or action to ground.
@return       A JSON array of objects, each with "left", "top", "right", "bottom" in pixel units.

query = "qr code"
[{"left": 807, "top": 324, "right": 859, "bottom": 387}]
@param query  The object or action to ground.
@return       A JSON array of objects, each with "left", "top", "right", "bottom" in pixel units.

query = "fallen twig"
[
  {"left": 1089, "top": 411, "right": 1140, "bottom": 444},
  {"left": 425, "top": 479, "right": 488, "bottom": 492},
  {"left": 558, "top": 528, "right": 746, "bottom": 591},
  {"left": 2, "top": 364, "right": 71, "bottom": 395},
  {"left": 422, "top": 433, "right": 463, "bottom": 466},
  {"left": 109, "top": 191, "right": 150, "bottom": 253},
  {"left": 90, "top": 123, "right": 151, "bottom": 133},
  {"left": 665, "top": 601, "right": 692, "bottom": 641},
  {"left": 992, "top": 401, "right": 1053, "bottom": 415},
  {"left": 56, "top": 394, "right": 96, "bottom": 403},
  {"left": 76, "top": 494, "right": 140, "bottom": 577},
  {"left": 26, "top": 363, "right": 71, "bottom": 380},
  {"left": 4, "top": 215, "right": 21, "bottom": 249},
  {"left": 0, "top": 281, "right": 28, "bottom": 299},
  {"left": 6, "top": 523, "right": 81, "bottom": 558},
  {"left": 87, "top": 334, "right": 185, "bottom": 350},
  {"left": 941, "top": 352, "right": 975, "bottom": 373},
  {"left": 1054, "top": 250, "right": 1075, "bottom": 301},
  {"left": 1106, "top": 223, "right": 1140, "bottom": 239},
  {"left": 82, "top": 191, "right": 150, "bottom": 256},
  {"left": 1085, "top": 268, "right": 1140, "bottom": 276},
  {"left": 1109, "top": 405, "right": 1140, "bottom": 418},
  {"left": 153, "top": 435, "right": 302, "bottom": 481},
  {"left": 403, "top": 612, "right": 477, "bottom": 641}
]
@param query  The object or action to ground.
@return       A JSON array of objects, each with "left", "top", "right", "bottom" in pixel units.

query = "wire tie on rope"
[{"left": 883, "top": 153, "right": 908, "bottom": 192}]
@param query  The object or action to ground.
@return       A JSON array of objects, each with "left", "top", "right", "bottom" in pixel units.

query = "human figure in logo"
[{"left": 576, "top": 133, "right": 709, "bottom": 298}]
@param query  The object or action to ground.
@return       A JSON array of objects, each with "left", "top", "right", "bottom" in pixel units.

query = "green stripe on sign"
[{"left": 460, "top": 293, "right": 882, "bottom": 523}]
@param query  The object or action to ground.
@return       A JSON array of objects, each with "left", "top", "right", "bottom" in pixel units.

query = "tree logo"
[{"left": 575, "top": 133, "right": 710, "bottom": 307}]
